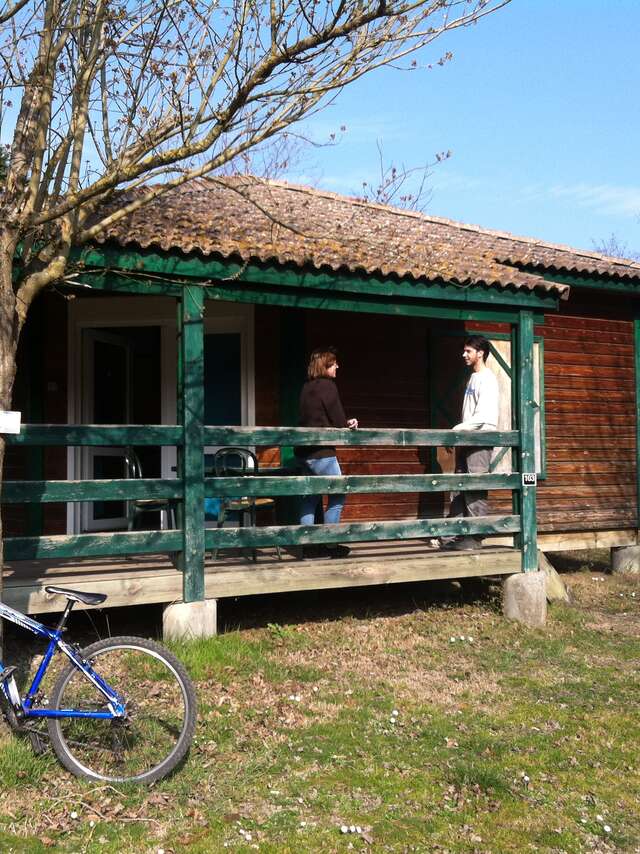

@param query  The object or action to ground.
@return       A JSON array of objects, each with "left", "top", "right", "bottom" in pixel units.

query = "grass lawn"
[{"left": 0, "top": 554, "right": 638, "bottom": 853}]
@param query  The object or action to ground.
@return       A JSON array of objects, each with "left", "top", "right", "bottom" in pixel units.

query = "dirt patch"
[{"left": 563, "top": 570, "right": 640, "bottom": 626}]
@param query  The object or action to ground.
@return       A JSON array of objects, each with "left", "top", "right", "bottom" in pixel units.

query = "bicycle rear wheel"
[{"left": 47, "top": 636, "right": 197, "bottom": 784}]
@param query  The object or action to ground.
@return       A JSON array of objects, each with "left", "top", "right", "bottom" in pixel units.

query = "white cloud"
[
  {"left": 433, "top": 171, "right": 640, "bottom": 219},
  {"left": 544, "top": 182, "right": 640, "bottom": 217}
]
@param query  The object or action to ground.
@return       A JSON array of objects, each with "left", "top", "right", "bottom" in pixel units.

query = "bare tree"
[
  {"left": 0, "top": 0, "right": 510, "bottom": 565},
  {"left": 357, "top": 139, "right": 451, "bottom": 210},
  {"left": 592, "top": 233, "right": 640, "bottom": 262}
]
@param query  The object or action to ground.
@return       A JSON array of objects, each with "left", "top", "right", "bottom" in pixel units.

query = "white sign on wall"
[{"left": 0, "top": 411, "right": 22, "bottom": 434}]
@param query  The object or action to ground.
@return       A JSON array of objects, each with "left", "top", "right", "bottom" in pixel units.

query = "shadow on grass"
[
  {"left": 1, "top": 575, "right": 508, "bottom": 660},
  {"left": 545, "top": 548, "right": 610, "bottom": 575},
  {"left": 217, "top": 576, "right": 503, "bottom": 633}
]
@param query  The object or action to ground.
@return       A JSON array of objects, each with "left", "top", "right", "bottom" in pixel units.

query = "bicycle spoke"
[{"left": 47, "top": 638, "right": 196, "bottom": 783}]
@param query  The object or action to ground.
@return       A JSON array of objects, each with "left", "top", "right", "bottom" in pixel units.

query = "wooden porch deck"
[{"left": 4, "top": 541, "right": 521, "bottom": 614}]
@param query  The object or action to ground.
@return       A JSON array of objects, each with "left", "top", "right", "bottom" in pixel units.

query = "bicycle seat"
[{"left": 44, "top": 586, "right": 107, "bottom": 606}]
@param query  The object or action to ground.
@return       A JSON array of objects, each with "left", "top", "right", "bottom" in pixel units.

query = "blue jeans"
[{"left": 299, "top": 456, "right": 345, "bottom": 525}]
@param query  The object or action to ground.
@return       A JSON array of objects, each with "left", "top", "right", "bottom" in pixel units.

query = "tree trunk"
[{"left": 0, "top": 229, "right": 22, "bottom": 653}]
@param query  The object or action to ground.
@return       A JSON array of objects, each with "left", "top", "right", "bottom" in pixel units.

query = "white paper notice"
[{"left": 0, "top": 411, "right": 21, "bottom": 434}]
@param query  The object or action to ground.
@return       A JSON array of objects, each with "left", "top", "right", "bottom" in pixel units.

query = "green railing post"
[
  {"left": 635, "top": 318, "right": 640, "bottom": 533},
  {"left": 174, "top": 297, "right": 185, "bottom": 568},
  {"left": 510, "top": 324, "right": 521, "bottom": 524},
  {"left": 180, "top": 286, "right": 205, "bottom": 601},
  {"left": 517, "top": 310, "right": 538, "bottom": 571}
]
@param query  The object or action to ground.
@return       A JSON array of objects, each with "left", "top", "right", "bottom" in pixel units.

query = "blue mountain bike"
[{"left": 0, "top": 586, "right": 197, "bottom": 784}]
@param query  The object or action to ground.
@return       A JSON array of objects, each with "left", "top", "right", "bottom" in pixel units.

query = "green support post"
[
  {"left": 635, "top": 318, "right": 640, "bottom": 533},
  {"left": 516, "top": 310, "right": 538, "bottom": 572},
  {"left": 174, "top": 298, "right": 185, "bottom": 564},
  {"left": 179, "top": 286, "right": 205, "bottom": 601},
  {"left": 510, "top": 325, "right": 520, "bottom": 522}
]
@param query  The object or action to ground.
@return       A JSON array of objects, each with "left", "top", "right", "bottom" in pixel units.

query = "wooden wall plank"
[{"left": 537, "top": 306, "right": 637, "bottom": 534}]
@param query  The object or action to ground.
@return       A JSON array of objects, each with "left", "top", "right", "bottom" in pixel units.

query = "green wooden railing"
[{"left": 1, "top": 425, "right": 525, "bottom": 569}]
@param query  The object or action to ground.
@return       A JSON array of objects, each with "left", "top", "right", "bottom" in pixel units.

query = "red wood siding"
[
  {"left": 303, "top": 310, "right": 440, "bottom": 522},
  {"left": 537, "top": 309, "right": 637, "bottom": 532}
]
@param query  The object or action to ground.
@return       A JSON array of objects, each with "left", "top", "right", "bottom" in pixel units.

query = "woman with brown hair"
[{"left": 295, "top": 348, "right": 358, "bottom": 557}]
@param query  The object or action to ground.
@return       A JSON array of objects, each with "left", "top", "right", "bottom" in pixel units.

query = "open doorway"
[
  {"left": 80, "top": 325, "right": 161, "bottom": 531},
  {"left": 67, "top": 296, "right": 254, "bottom": 534}
]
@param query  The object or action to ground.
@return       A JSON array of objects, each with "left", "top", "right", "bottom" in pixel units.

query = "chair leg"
[
  {"left": 250, "top": 506, "right": 257, "bottom": 562},
  {"left": 212, "top": 506, "right": 227, "bottom": 561}
]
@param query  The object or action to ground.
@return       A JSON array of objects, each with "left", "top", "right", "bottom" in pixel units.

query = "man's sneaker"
[
  {"left": 327, "top": 544, "right": 351, "bottom": 559},
  {"left": 443, "top": 537, "right": 480, "bottom": 551}
]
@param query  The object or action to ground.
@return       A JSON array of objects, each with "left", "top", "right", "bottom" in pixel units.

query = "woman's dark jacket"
[{"left": 295, "top": 377, "right": 348, "bottom": 460}]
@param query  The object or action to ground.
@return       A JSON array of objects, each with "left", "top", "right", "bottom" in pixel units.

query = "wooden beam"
[
  {"left": 1, "top": 478, "right": 182, "bottom": 503},
  {"left": 202, "top": 549, "right": 520, "bottom": 598},
  {"left": 2, "top": 547, "right": 520, "bottom": 614},
  {"left": 4, "top": 424, "right": 517, "bottom": 447},
  {"left": 538, "top": 529, "right": 638, "bottom": 551},
  {"left": 4, "top": 530, "right": 182, "bottom": 561},
  {"left": 203, "top": 426, "right": 519, "bottom": 447},
  {"left": 180, "top": 287, "right": 206, "bottom": 601},
  {"left": 1, "top": 472, "right": 520, "bottom": 503},
  {"left": 208, "top": 472, "right": 521, "bottom": 497},
  {"left": 517, "top": 310, "right": 538, "bottom": 571},
  {"left": 205, "top": 514, "right": 520, "bottom": 549},
  {"left": 541, "top": 270, "right": 640, "bottom": 296},
  {"left": 5, "top": 425, "right": 182, "bottom": 446},
  {"left": 204, "top": 281, "right": 529, "bottom": 324},
  {"left": 73, "top": 246, "right": 560, "bottom": 310},
  {"left": 635, "top": 318, "right": 640, "bottom": 532},
  {"left": 175, "top": 296, "right": 185, "bottom": 564},
  {"left": 71, "top": 270, "right": 183, "bottom": 297}
]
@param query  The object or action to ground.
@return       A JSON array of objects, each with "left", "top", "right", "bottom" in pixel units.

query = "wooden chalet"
[{"left": 4, "top": 177, "right": 640, "bottom": 617}]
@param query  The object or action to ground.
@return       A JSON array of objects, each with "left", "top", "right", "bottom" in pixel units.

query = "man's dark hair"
[{"left": 464, "top": 335, "right": 491, "bottom": 362}]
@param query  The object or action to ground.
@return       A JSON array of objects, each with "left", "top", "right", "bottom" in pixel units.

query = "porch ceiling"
[{"left": 86, "top": 176, "right": 640, "bottom": 301}]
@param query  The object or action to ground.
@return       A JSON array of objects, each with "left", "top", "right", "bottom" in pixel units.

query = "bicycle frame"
[{"left": 0, "top": 600, "right": 126, "bottom": 720}]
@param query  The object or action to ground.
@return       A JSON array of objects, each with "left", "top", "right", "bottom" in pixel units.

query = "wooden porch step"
[{"left": 3, "top": 542, "right": 520, "bottom": 614}]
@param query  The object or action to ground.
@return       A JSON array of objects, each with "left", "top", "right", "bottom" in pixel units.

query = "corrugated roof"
[{"left": 93, "top": 177, "right": 640, "bottom": 298}]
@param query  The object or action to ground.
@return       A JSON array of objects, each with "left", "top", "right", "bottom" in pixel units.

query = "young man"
[{"left": 440, "top": 335, "right": 499, "bottom": 551}]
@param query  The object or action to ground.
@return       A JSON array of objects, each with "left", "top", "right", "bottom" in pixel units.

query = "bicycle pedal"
[{"left": 0, "top": 666, "right": 17, "bottom": 682}]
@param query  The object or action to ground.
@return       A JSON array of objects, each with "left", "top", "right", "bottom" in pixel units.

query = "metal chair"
[
  {"left": 124, "top": 447, "right": 176, "bottom": 531},
  {"left": 211, "top": 447, "right": 281, "bottom": 561}
]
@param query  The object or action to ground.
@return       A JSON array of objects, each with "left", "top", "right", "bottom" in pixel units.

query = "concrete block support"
[
  {"left": 503, "top": 572, "right": 547, "bottom": 627},
  {"left": 163, "top": 599, "right": 217, "bottom": 640},
  {"left": 611, "top": 545, "right": 640, "bottom": 575}
]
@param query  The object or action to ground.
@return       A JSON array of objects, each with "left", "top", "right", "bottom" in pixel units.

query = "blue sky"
[{"left": 287, "top": 0, "right": 640, "bottom": 255}]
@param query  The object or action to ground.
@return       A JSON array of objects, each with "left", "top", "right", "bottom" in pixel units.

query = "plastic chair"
[
  {"left": 211, "top": 447, "right": 281, "bottom": 561},
  {"left": 124, "top": 447, "right": 176, "bottom": 531}
]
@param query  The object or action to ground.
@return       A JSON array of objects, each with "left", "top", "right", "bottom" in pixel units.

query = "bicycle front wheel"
[{"left": 47, "top": 636, "right": 197, "bottom": 784}]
